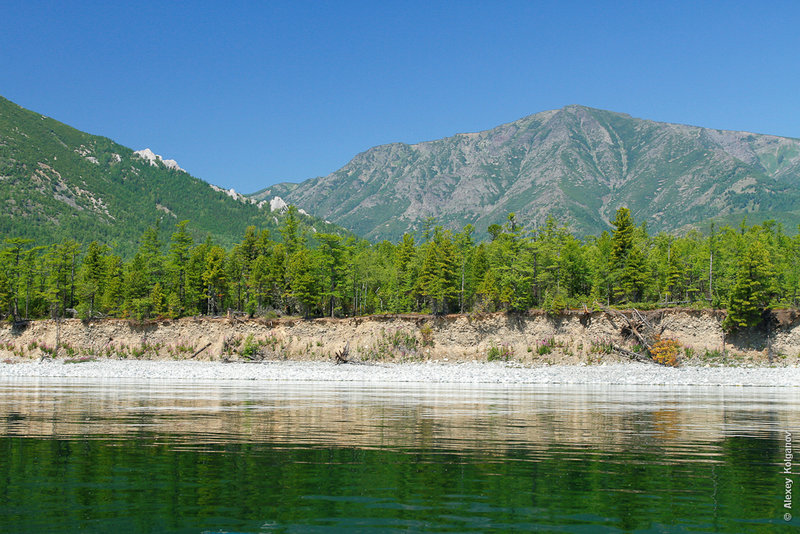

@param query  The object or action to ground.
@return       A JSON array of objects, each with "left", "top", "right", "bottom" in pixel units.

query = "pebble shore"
[{"left": 1, "top": 359, "right": 799, "bottom": 386}]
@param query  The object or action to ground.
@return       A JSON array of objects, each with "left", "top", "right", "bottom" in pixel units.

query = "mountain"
[
  {"left": 0, "top": 96, "right": 344, "bottom": 255},
  {"left": 251, "top": 105, "right": 800, "bottom": 239}
]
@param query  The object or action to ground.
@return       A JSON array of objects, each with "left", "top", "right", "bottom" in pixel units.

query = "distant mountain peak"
[{"left": 250, "top": 106, "right": 800, "bottom": 239}]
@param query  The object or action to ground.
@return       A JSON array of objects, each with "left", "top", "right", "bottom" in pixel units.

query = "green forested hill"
[
  {"left": 251, "top": 105, "right": 800, "bottom": 239},
  {"left": 0, "top": 96, "right": 342, "bottom": 255}
]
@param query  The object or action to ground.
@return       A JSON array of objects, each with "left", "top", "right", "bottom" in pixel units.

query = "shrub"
[
  {"left": 487, "top": 343, "right": 513, "bottom": 361},
  {"left": 241, "top": 334, "right": 264, "bottom": 359},
  {"left": 537, "top": 338, "right": 555, "bottom": 355},
  {"left": 360, "top": 329, "right": 422, "bottom": 361},
  {"left": 589, "top": 339, "right": 614, "bottom": 354},
  {"left": 420, "top": 323, "right": 434, "bottom": 347},
  {"left": 649, "top": 336, "right": 680, "bottom": 367}
]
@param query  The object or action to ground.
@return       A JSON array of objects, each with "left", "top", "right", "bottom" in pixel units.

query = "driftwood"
[
  {"left": 334, "top": 343, "right": 350, "bottom": 365},
  {"left": 611, "top": 344, "right": 660, "bottom": 365},
  {"left": 595, "top": 302, "right": 677, "bottom": 366},
  {"left": 595, "top": 302, "right": 654, "bottom": 352},
  {"left": 191, "top": 342, "right": 212, "bottom": 359}
]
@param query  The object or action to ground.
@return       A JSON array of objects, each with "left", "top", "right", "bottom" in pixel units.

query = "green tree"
[
  {"left": 202, "top": 246, "right": 227, "bottom": 315},
  {"left": 45, "top": 241, "right": 81, "bottom": 318},
  {"left": 76, "top": 241, "right": 108, "bottom": 318},
  {"left": 315, "top": 233, "right": 346, "bottom": 317},
  {"left": 102, "top": 255, "right": 125, "bottom": 314},
  {"left": 724, "top": 240, "right": 776, "bottom": 330},
  {"left": 1, "top": 238, "right": 33, "bottom": 320},
  {"left": 150, "top": 282, "right": 166, "bottom": 317},
  {"left": 168, "top": 221, "right": 193, "bottom": 312},
  {"left": 0, "top": 267, "right": 11, "bottom": 320},
  {"left": 285, "top": 249, "right": 320, "bottom": 318},
  {"left": 279, "top": 206, "right": 304, "bottom": 254},
  {"left": 415, "top": 227, "right": 459, "bottom": 314},
  {"left": 393, "top": 233, "right": 417, "bottom": 311},
  {"left": 609, "top": 207, "right": 648, "bottom": 303}
]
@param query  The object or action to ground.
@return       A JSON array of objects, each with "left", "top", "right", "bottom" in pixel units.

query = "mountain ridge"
[
  {"left": 0, "top": 95, "right": 345, "bottom": 255},
  {"left": 251, "top": 105, "right": 800, "bottom": 238}
]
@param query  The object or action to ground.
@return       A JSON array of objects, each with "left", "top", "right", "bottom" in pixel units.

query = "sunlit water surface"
[{"left": 0, "top": 378, "right": 798, "bottom": 532}]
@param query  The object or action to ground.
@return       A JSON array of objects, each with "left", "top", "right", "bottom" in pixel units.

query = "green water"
[{"left": 0, "top": 380, "right": 797, "bottom": 532}]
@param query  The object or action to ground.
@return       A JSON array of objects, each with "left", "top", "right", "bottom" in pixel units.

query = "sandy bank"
[{"left": 2, "top": 309, "right": 800, "bottom": 367}]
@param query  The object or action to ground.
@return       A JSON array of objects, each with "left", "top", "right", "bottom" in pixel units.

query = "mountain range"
[
  {"left": 4, "top": 95, "right": 800, "bottom": 250},
  {"left": 0, "top": 96, "right": 341, "bottom": 255},
  {"left": 251, "top": 105, "right": 800, "bottom": 239}
]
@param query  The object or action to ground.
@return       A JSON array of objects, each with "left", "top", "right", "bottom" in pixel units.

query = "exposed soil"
[{"left": 1, "top": 309, "right": 799, "bottom": 366}]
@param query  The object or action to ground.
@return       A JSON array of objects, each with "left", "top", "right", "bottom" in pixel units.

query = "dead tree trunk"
[
  {"left": 334, "top": 343, "right": 350, "bottom": 365},
  {"left": 595, "top": 302, "right": 675, "bottom": 366}
]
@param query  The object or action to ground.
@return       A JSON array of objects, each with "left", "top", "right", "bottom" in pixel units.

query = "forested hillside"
[
  {"left": 0, "top": 96, "right": 342, "bottom": 255},
  {"left": 0, "top": 207, "right": 793, "bottom": 331},
  {"left": 252, "top": 105, "right": 800, "bottom": 240}
]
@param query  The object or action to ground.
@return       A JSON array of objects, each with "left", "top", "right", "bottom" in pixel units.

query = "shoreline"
[{"left": 1, "top": 359, "right": 799, "bottom": 386}]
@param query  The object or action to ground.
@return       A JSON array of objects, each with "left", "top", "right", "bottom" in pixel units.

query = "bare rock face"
[
  {"left": 251, "top": 105, "right": 800, "bottom": 239},
  {"left": 134, "top": 148, "right": 184, "bottom": 172}
]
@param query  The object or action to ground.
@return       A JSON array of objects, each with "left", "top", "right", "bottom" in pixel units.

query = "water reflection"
[
  {"left": 1, "top": 378, "right": 798, "bottom": 455},
  {"left": 1, "top": 378, "right": 797, "bottom": 532}
]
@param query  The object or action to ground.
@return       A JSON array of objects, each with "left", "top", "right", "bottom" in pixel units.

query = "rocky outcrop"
[{"left": 133, "top": 148, "right": 184, "bottom": 172}]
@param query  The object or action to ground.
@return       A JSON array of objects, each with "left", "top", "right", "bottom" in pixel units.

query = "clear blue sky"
[{"left": 2, "top": 1, "right": 799, "bottom": 193}]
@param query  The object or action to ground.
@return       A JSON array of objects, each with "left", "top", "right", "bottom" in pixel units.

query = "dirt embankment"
[{"left": 1, "top": 309, "right": 799, "bottom": 366}]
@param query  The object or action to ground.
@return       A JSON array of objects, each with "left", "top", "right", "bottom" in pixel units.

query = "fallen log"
[
  {"left": 191, "top": 342, "right": 212, "bottom": 359},
  {"left": 611, "top": 344, "right": 661, "bottom": 365}
]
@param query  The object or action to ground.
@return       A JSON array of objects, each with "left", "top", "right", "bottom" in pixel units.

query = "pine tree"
[
  {"left": 279, "top": 206, "right": 303, "bottom": 254},
  {"left": 44, "top": 241, "right": 81, "bottom": 318},
  {"left": 724, "top": 240, "right": 775, "bottom": 330},
  {"left": 415, "top": 228, "right": 458, "bottom": 314},
  {"left": 76, "top": 241, "right": 108, "bottom": 318},
  {"left": 315, "top": 233, "right": 346, "bottom": 317},
  {"left": 285, "top": 249, "right": 319, "bottom": 318},
  {"left": 102, "top": 255, "right": 124, "bottom": 315},
  {"left": 202, "top": 246, "right": 227, "bottom": 315},
  {"left": 609, "top": 207, "right": 648, "bottom": 303},
  {"left": 168, "top": 221, "right": 193, "bottom": 312},
  {"left": 0, "top": 267, "right": 11, "bottom": 320},
  {"left": 2, "top": 238, "right": 33, "bottom": 320},
  {"left": 150, "top": 282, "right": 166, "bottom": 317},
  {"left": 393, "top": 233, "right": 417, "bottom": 311}
]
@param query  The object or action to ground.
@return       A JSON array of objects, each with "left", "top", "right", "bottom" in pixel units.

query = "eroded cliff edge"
[{"left": 2, "top": 309, "right": 800, "bottom": 366}]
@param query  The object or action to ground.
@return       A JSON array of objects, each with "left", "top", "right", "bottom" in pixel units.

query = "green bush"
[
  {"left": 487, "top": 343, "right": 513, "bottom": 361},
  {"left": 241, "top": 334, "right": 262, "bottom": 359}
]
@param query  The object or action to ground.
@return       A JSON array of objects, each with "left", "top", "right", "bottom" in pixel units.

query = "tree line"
[{"left": 0, "top": 206, "right": 795, "bottom": 330}]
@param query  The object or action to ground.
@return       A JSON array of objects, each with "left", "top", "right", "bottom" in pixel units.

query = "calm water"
[{"left": 0, "top": 378, "right": 798, "bottom": 533}]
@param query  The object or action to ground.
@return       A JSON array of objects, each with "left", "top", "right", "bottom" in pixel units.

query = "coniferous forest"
[{"left": 0, "top": 205, "right": 795, "bottom": 331}]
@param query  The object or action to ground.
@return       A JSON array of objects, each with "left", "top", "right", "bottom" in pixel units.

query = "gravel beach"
[{"left": 1, "top": 359, "right": 799, "bottom": 386}]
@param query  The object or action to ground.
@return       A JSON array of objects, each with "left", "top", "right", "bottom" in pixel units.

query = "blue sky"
[{"left": 2, "top": 1, "right": 799, "bottom": 193}]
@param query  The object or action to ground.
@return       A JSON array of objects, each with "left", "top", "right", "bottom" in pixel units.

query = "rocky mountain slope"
[
  {"left": 251, "top": 105, "right": 800, "bottom": 239},
  {"left": 0, "top": 96, "right": 342, "bottom": 254}
]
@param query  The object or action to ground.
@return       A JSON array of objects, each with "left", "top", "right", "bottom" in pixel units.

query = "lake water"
[{"left": 0, "top": 378, "right": 798, "bottom": 533}]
